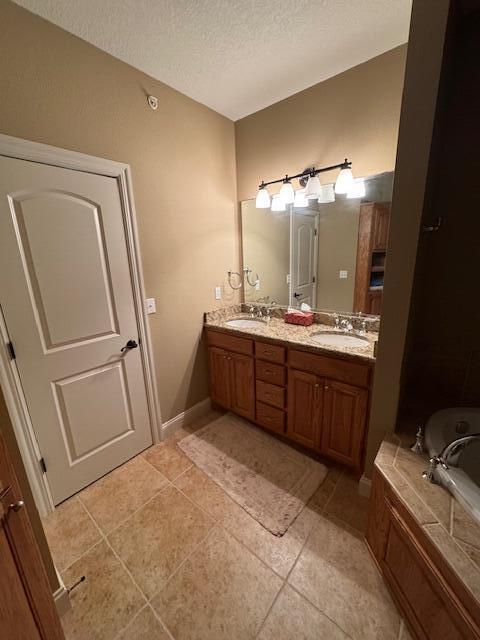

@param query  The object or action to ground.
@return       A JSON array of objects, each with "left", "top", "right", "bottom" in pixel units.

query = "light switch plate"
[
  {"left": 339, "top": 270, "right": 348, "bottom": 279},
  {"left": 215, "top": 286, "right": 222, "bottom": 300},
  {"left": 145, "top": 298, "right": 156, "bottom": 314},
  {"left": 255, "top": 280, "right": 260, "bottom": 290}
]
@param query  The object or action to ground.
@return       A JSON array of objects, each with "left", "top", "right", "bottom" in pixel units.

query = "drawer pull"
[
  {"left": 265, "top": 369, "right": 276, "bottom": 375},
  {"left": 263, "top": 350, "right": 273, "bottom": 355}
]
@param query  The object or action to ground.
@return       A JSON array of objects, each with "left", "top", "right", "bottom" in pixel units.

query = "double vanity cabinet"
[{"left": 206, "top": 326, "right": 374, "bottom": 473}]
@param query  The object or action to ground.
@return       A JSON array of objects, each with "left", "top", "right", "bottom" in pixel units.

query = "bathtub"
[{"left": 424, "top": 407, "right": 480, "bottom": 523}]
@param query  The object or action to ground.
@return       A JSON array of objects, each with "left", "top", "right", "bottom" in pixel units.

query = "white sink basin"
[
  {"left": 311, "top": 331, "right": 369, "bottom": 348},
  {"left": 225, "top": 318, "right": 266, "bottom": 329}
]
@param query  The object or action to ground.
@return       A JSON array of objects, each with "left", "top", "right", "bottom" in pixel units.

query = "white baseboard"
[
  {"left": 53, "top": 584, "right": 71, "bottom": 618},
  {"left": 358, "top": 474, "right": 372, "bottom": 498},
  {"left": 161, "top": 397, "right": 212, "bottom": 439}
]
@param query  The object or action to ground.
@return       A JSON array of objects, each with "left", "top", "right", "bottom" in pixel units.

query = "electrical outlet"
[
  {"left": 339, "top": 270, "right": 348, "bottom": 279},
  {"left": 215, "top": 286, "right": 222, "bottom": 300},
  {"left": 286, "top": 274, "right": 291, "bottom": 284},
  {"left": 145, "top": 298, "right": 156, "bottom": 314}
]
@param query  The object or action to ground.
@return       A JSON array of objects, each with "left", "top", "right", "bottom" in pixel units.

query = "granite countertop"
[
  {"left": 204, "top": 306, "right": 377, "bottom": 363},
  {"left": 375, "top": 435, "right": 480, "bottom": 607}
]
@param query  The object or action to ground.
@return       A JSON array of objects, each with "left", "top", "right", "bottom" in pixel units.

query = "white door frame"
[{"left": 0, "top": 133, "right": 163, "bottom": 516}]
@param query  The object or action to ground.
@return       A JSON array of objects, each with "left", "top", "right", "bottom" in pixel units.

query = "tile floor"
[{"left": 43, "top": 411, "right": 407, "bottom": 640}]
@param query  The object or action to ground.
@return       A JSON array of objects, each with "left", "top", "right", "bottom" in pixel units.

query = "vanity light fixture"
[
  {"left": 305, "top": 174, "right": 322, "bottom": 200},
  {"left": 271, "top": 194, "right": 286, "bottom": 212},
  {"left": 255, "top": 159, "right": 353, "bottom": 208},
  {"left": 317, "top": 184, "right": 336, "bottom": 204},
  {"left": 335, "top": 166, "right": 355, "bottom": 194},
  {"left": 293, "top": 189, "right": 309, "bottom": 208},
  {"left": 346, "top": 178, "right": 366, "bottom": 199},
  {"left": 255, "top": 182, "right": 271, "bottom": 208},
  {"left": 279, "top": 176, "right": 295, "bottom": 204}
]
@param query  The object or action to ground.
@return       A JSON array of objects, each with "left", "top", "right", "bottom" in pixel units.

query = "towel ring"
[
  {"left": 243, "top": 266, "right": 259, "bottom": 288},
  {"left": 227, "top": 270, "right": 243, "bottom": 290}
]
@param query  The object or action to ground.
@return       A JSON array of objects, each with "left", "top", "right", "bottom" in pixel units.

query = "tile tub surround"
[
  {"left": 204, "top": 306, "right": 378, "bottom": 363},
  {"left": 374, "top": 435, "right": 480, "bottom": 608},
  {"left": 43, "top": 410, "right": 404, "bottom": 640}
]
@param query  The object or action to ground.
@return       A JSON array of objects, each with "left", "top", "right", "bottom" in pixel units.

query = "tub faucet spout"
[{"left": 423, "top": 433, "right": 480, "bottom": 483}]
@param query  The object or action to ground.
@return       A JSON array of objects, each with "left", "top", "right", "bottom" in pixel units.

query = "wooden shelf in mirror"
[{"left": 354, "top": 202, "right": 391, "bottom": 315}]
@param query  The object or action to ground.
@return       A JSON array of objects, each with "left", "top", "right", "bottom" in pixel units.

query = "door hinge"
[
  {"left": 312, "top": 276, "right": 316, "bottom": 283},
  {"left": 6, "top": 341, "right": 15, "bottom": 360},
  {"left": 314, "top": 228, "right": 318, "bottom": 236},
  {"left": 39, "top": 457, "right": 47, "bottom": 473}
]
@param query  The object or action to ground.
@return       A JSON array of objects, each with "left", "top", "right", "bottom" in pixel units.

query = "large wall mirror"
[{"left": 241, "top": 171, "right": 394, "bottom": 316}]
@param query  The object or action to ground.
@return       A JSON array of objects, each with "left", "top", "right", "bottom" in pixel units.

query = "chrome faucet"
[
  {"left": 423, "top": 433, "right": 480, "bottom": 483},
  {"left": 340, "top": 318, "right": 353, "bottom": 332}
]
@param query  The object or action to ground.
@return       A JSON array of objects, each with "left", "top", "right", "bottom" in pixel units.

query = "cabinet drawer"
[
  {"left": 289, "top": 349, "right": 370, "bottom": 387},
  {"left": 255, "top": 341, "right": 285, "bottom": 364},
  {"left": 256, "top": 360, "right": 286, "bottom": 386},
  {"left": 207, "top": 329, "right": 253, "bottom": 356},
  {"left": 256, "top": 380, "right": 286, "bottom": 409},
  {"left": 256, "top": 402, "right": 286, "bottom": 434}
]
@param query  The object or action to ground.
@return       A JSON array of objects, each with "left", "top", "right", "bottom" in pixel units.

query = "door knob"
[
  {"left": 121, "top": 339, "right": 138, "bottom": 352},
  {"left": 8, "top": 500, "right": 24, "bottom": 513}
]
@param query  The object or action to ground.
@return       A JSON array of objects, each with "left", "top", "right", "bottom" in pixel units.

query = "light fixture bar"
[{"left": 257, "top": 159, "right": 352, "bottom": 190}]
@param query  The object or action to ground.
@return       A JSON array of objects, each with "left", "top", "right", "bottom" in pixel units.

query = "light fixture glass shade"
[
  {"left": 255, "top": 186, "right": 270, "bottom": 208},
  {"left": 271, "top": 194, "right": 286, "bottom": 212},
  {"left": 317, "top": 184, "right": 335, "bottom": 204},
  {"left": 335, "top": 167, "right": 354, "bottom": 194},
  {"left": 305, "top": 175, "right": 322, "bottom": 199},
  {"left": 279, "top": 180, "right": 295, "bottom": 204},
  {"left": 293, "top": 189, "right": 309, "bottom": 208},
  {"left": 346, "top": 178, "right": 366, "bottom": 199}
]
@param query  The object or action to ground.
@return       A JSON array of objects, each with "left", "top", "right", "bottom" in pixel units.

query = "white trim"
[
  {"left": 53, "top": 572, "right": 71, "bottom": 618},
  {"left": 0, "top": 133, "right": 162, "bottom": 516},
  {"left": 161, "top": 397, "right": 212, "bottom": 439},
  {"left": 358, "top": 474, "right": 372, "bottom": 498}
]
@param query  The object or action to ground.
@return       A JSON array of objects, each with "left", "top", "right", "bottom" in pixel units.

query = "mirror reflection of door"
[{"left": 290, "top": 211, "right": 318, "bottom": 308}]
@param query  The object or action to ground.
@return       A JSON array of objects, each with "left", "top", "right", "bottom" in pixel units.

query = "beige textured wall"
[
  {"left": 235, "top": 45, "right": 407, "bottom": 203},
  {"left": 0, "top": 1, "right": 238, "bottom": 423}
]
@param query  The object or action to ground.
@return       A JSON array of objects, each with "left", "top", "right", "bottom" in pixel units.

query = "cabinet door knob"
[
  {"left": 324, "top": 385, "right": 329, "bottom": 390},
  {"left": 314, "top": 384, "right": 319, "bottom": 389}
]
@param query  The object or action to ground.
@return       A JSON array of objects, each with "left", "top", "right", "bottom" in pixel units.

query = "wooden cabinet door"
[
  {"left": 372, "top": 204, "right": 391, "bottom": 251},
  {"left": 208, "top": 346, "right": 231, "bottom": 409},
  {"left": 368, "top": 290, "right": 383, "bottom": 315},
  {"left": 287, "top": 369, "right": 322, "bottom": 449},
  {"left": 229, "top": 352, "right": 255, "bottom": 420},
  {"left": 0, "top": 433, "right": 64, "bottom": 640},
  {"left": 321, "top": 380, "right": 367, "bottom": 469}
]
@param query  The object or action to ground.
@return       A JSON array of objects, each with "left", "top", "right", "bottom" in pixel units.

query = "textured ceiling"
[{"left": 13, "top": 0, "right": 412, "bottom": 120}]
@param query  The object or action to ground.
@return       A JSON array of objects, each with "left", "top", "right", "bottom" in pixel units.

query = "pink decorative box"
[{"left": 284, "top": 310, "right": 314, "bottom": 326}]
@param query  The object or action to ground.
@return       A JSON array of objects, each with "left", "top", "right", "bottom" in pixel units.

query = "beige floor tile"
[
  {"left": 323, "top": 472, "right": 370, "bottom": 532},
  {"left": 258, "top": 584, "right": 349, "bottom": 639},
  {"left": 108, "top": 484, "right": 213, "bottom": 599},
  {"left": 61, "top": 541, "right": 144, "bottom": 640},
  {"left": 288, "top": 514, "right": 400, "bottom": 640},
  {"left": 43, "top": 497, "right": 101, "bottom": 571},
  {"left": 175, "top": 464, "right": 321, "bottom": 578},
  {"left": 143, "top": 442, "right": 193, "bottom": 480},
  {"left": 307, "top": 466, "right": 342, "bottom": 513},
  {"left": 151, "top": 527, "right": 282, "bottom": 640},
  {"left": 117, "top": 605, "right": 171, "bottom": 640},
  {"left": 79, "top": 456, "right": 168, "bottom": 533}
]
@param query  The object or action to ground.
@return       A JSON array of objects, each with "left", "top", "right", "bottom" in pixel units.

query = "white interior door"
[
  {"left": 290, "top": 211, "right": 318, "bottom": 308},
  {"left": 0, "top": 155, "right": 153, "bottom": 504}
]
